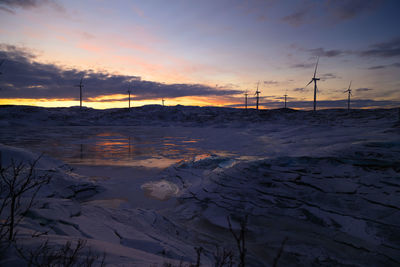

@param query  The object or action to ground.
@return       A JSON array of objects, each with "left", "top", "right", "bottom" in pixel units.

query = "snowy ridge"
[
  {"left": 161, "top": 150, "right": 400, "bottom": 266},
  {"left": 0, "top": 143, "right": 209, "bottom": 266},
  {"left": 0, "top": 105, "right": 399, "bottom": 266},
  {"left": 0, "top": 105, "right": 398, "bottom": 127}
]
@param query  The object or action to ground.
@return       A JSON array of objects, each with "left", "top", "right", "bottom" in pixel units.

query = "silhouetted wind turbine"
[
  {"left": 127, "top": 90, "right": 132, "bottom": 109},
  {"left": 0, "top": 59, "right": 4, "bottom": 75},
  {"left": 162, "top": 98, "right": 165, "bottom": 106},
  {"left": 344, "top": 81, "right": 352, "bottom": 111},
  {"left": 244, "top": 90, "right": 248, "bottom": 110},
  {"left": 75, "top": 77, "right": 84, "bottom": 108},
  {"left": 255, "top": 81, "right": 260, "bottom": 110},
  {"left": 284, "top": 90, "right": 288, "bottom": 109},
  {"left": 0, "top": 60, "right": 4, "bottom": 91},
  {"left": 306, "top": 57, "right": 320, "bottom": 111}
]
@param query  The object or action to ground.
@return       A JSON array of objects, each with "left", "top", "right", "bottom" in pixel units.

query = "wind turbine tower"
[
  {"left": 127, "top": 90, "right": 131, "bottom": 109},
  {"left": 0, "top": 59, "right": 4, "bottom": 75},
  {"left": 75, "top": 77, "right": 84, "bottom": 108},
  {"left": 244, "top": 91, "right": 248, "bottom": 109},
  {"left": 162, "top": 98, "right": 165, "bottom": 106},
  {"left": 344, "top": 81, "right": 352, "bottom": 111},
  {"left": 255, "top": 81, "right": 260, "bottom": 110},
  {"left": 284, "top": 91, "right": 288, "bottom": 109},
  {"left": 306, "top": 57, "right": 320, "bottom": 111}
]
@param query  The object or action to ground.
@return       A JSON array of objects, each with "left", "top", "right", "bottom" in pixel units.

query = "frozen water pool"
[
  {"left": 0, "top": 125, "right": 266, "bottom": 209},
  {"left": 1, "top": 121, "right": 395, "bottom": 211},
  {"left": 0, "top": 126, "right": 206, "bottom": 167},
  {"left": 0, "top": 125, "right": 270, "bottom": 166}
]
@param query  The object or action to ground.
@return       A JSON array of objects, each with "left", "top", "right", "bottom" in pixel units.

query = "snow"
[
  {"left": 0, "top": 105, "right": 399, "bottom": 266},
  {"left": 141, "top": 180, "right": 181, "bottom": 200}
]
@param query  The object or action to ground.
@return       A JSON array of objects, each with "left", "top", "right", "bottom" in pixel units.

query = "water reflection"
[{"left": 0, "top": 126, "right": 204, "bottom": 168}]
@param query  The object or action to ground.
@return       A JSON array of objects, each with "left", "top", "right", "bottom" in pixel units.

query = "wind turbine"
[
  {"left": 0, "top": 59, "right": 4, "bottom": 75},
  {"left": 255, "top": 81, "right": 260, "bottom": 110},
  {"left": 344, "top": 81, "right": 352, "bottom": 111},
  {"left": 284, "top": 90, "right": 288, "bottom": 109},
  {"left": 306, "top": 57, "right": 320, "bottom": 111},
  {"left": 162, "top": 98, "right": 165, "bottom": 106},
  {"left": 244, "top": 90, "right": 248, "bottom": 110},
  {"left": 0, "top": 60, "right": 4, "bottom": 91},
  {"left": 75, "top": 77, "right": 84, "bottom": 108},
  {"left": 127, "top": 89, "right": 132, "bottom": 109}
]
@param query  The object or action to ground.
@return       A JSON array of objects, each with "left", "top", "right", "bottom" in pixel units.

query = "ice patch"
[
  {"left": 141, "top": 180, "right": 180, "bottom": 200},
  {"left": 217, "top": 158, "right": 236, "bottom": 169}
]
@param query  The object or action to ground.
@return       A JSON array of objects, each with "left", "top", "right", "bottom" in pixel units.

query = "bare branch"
[{"left": 272, "top": 237, "right": 288, "bottom": 267}]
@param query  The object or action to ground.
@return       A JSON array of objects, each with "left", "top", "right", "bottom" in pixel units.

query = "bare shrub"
[
  {"left": 16, "top": 238, "right": 106, "bottom": 267},
  {"left": 272, "top": 237, "right": 288, "bottom": 267},
  {"left": 213, "top": 245, "right": 234, "bottom": 267},
  {"left": 227, "top": 215, "right": 248, "bottom": 267},
  {"left": 0, "top": 155, "right": 51, "bottom": 242}
]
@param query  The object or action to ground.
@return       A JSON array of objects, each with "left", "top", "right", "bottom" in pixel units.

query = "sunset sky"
[{"left": 0, "top": 0, "right": 399, "bottom": 109}]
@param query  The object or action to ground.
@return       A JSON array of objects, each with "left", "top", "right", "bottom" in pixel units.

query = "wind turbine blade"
[
  {"left": 313, "top": 56, "right": 319, "bottom": 78},
  {"left": 348, "top": 80, "right": 352, "bottom": 90},
  {"left": 306, "top": 79, "right": 313, "bottom": 87}
]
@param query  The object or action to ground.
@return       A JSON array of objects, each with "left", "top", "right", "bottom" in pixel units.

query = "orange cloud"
[
  {"left": 117, "top": 40, "right": 153, "bottom": 54},
  {"left": 0, "top": 94, "right": 242, "bottom": 109},
  {"left": 87, "top": 94, "right": 127, "bottom": 102},
  {"left": 77, "top": 42, "right": 106, "bottom": 53}
]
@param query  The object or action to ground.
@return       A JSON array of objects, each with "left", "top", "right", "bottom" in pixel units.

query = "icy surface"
[
  {"left": 0, "top": 105, "right": 399, "bottom": 266},
  {"left": 141, "top": 180, "right": 181, "bottom": 200}
]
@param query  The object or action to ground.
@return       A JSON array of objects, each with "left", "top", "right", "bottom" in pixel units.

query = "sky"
[{"left": 0, "top": 0, "right": 399, "bottom": 109}]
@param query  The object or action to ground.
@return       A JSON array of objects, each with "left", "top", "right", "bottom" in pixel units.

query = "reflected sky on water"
[{"left": 0, "top": 126, "right": 229, "bottom": 168}]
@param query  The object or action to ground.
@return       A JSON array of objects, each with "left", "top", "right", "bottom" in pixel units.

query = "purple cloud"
[{"left": 0, "top": 44, "right": 243, "bottom": 100}]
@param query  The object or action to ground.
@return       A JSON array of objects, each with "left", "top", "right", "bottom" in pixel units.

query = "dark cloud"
[
  {"left": 292, "top": 87, "right": 307, "bottom": 92},
  {"left": 282, "top": 10, "right": 308, "bottom": 26},
  {"left": 263, "top": 80, "right": 278, "bottom": 85},
  {"left": 356, "top": 88, "right": 373, "bottom": 92},
  {"left": 0, "top": 44, "right": 242, "bottom": 100},
  {"left": 320, "top": 73, "right": 340, "bottom": 80},
  {"left": 360, "top": 37, "right": 400, "bottom": 58},
  {"left": 367, "top": 65, "right": 386, "bottom": 70},
  {"left": 367, "top": 63, "right": 400, "bottom": 70},
  {"left": 281, "top": 0, "right": 382, "bottom": 27},
  {"left": 0, "top": 0, "right": 64, "bottom": 13},
  {"left": 290, "top": 63, "right": 315, "bottom": 69},
  {"left": 325, "top": 0, "right": 383, "bottom": 21},
  {"left": 308, "top": 48, "right": 345, "bottom": 57},
  {"left": 273, "top": 95, "right": 295, "bottom": 101},
  {"left": 0, "top": 0, "right": 37, "bottom": 9},
  {"left": 216, "top": 83, "right": 240, "bottom": 90},
  {"left": 0, "top": 6, "right": 14, "bottom": 13},
  {"left": 301, "top": 37, "right": 400, "bottom": 61}
]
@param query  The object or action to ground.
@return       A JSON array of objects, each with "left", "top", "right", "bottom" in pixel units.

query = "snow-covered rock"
[{"left": 0, "top": 105, "right": 399, "bottom": 266}]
